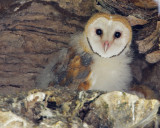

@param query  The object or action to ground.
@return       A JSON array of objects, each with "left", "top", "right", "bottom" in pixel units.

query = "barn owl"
[
  {"left": 57, "top": 13, "right": 133, "bottom": 92},
  {"left": 36, "top": 13, "right": 132, "bottom": 92}
]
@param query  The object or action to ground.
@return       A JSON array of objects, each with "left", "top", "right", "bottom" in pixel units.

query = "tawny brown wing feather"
[{"left": 59, "top": 51, "right": 93, "bottom": 90}]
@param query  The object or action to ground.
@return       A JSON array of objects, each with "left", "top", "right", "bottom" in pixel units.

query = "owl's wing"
[
  {"left": 57, "top": 51, "right": 93, "bottom": 90},
  {"left": 36, "top": 48, "right": 69, "bottom": 88}
]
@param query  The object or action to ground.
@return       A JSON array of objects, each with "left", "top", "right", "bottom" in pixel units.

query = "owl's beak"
[{"left": 103, "top": 41, "right": 110, "bottom": 52}]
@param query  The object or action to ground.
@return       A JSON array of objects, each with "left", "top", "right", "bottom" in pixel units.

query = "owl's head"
[{"left": 84, "top": 13, "right": 132, "bottom": 58}]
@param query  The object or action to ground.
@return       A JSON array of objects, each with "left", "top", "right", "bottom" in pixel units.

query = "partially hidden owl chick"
[
  {"left": 154, "top": 0, "right": 160, "bottom": 14},
  {"left": 61, "top": 13, "right": 133, "bottom": 92}
]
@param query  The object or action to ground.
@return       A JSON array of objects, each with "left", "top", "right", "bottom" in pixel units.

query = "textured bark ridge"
[
  {"left": 0, "top": 0, "right": 94, "bottom": 94},
  {"left": 0, "top": 0, "right": 160, "bottom": 97}
]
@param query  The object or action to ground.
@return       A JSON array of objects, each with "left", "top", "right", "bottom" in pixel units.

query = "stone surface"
[
  {"left": 127, "top": 15, "right": 148, "bottom": 26},
  {"left": 136, "top": 22, "right": 160, "bottom": 54},
  {"left": 0, "top": 111, "right": 33, "bottom": 128},
  {"left": 129, "top": 0, "right": 157, "bottom": 8},
  {"left": 0, "top": 89, "right": 159, "bottom": 128},
  {"left": 142, "top": 62, "right": 160, "bottom": 95},
  {"left": 85, "top": 91, "right": 160, "bottom": 128},
  {"left": 146, "top": 50, "right": 160, "bottom": 64}
]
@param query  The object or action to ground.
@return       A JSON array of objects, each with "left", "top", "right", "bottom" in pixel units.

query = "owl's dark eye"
[
  {"left": 96, "top": 29, "right": 103, "bottom": 36},
  {"left": 114, "top": 32, "right": 121, "bottom": 38}
]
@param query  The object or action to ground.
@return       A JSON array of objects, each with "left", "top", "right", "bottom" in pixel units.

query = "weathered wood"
[
  {"left": 0, "top": 0, "right": 94, "bottom": 94},
  {"left": 0, "top": 0, "right": 159, "bottom": 95}
]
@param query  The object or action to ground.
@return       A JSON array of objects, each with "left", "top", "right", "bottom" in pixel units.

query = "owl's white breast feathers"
[{"left": 89, "top": 53, "right": 132, "bottom": 92}]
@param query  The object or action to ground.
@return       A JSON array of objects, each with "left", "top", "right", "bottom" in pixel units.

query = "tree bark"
[{"left": 0, "top": 0, "right": 159, "bottom": 95}]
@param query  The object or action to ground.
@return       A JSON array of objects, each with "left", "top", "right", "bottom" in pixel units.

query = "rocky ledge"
[{"left": 0, "top": 87, "right": 159, "bottom": 128}]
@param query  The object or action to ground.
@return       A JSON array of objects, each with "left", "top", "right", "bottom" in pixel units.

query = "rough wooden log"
[
  {"left": 0, "top": 0, "right": 159, "bottom": 96},
  {"left": 0, "top": 0, "right": 94, "bottom": 94}
]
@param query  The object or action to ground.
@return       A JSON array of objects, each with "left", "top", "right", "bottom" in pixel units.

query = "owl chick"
[
  {"left": 60, "top": 13, "right": 133, "bottom": 92},
  {"left": 154, "top": 0, "right": 160, "bottom": 14}
]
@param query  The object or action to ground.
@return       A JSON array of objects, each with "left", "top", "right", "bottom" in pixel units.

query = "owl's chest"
[{"left": 89, "top": 56, "right": 132, "bottom": 92}]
